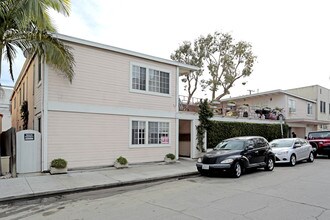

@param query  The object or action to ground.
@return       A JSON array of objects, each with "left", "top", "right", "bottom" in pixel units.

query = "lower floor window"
[{"left": 132, "top": 120, "right": 169, "bottom": 145}]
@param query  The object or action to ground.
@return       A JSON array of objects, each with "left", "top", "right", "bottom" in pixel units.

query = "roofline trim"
[
  {"left": 54, "top": 33, "right": 199, "bottom": 71},
  {"left": 221, "top": 89, "right": 316, "bottom": 103}
]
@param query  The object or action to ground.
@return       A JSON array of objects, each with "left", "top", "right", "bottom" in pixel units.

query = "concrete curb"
[{"left": 0, "top": 171, "right": 199, "bottom": 203}]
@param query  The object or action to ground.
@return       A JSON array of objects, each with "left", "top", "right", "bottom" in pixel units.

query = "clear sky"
[{"left": 1, "top": 0, "right": 330, "bottom": 99}]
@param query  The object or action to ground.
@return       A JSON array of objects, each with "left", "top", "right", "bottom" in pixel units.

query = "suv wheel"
[
  {"left": 265, "top": 157, "right": 274, "bottom": 171},
  {"left": 307, "top": 152, "right": 314, "bottom": 162},
  {"left": 232, "top": 162, "right": 242, "bottom": 178},
  {"left": 290, "top": 154, "right": 296, "bottom": 166}
]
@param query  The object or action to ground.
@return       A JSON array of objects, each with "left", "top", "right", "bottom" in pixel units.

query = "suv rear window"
[{"left": 308, "top": 131, "right": 330, "bottom": 139}]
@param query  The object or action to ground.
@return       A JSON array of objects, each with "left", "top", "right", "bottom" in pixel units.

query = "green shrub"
[
  {"left": 207, "top": 121, "right": 289, "bottom": 148},
  {"left": 116, "top": 156, "right": 128, "bottom": 165},
  {"left": 165, "top": 153, "right": 175, "bottom": 160},
  {"left": 51, "top": 158, "right": 67, "bottom": 169}
]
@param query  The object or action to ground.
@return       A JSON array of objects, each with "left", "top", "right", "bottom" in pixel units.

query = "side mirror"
[
  {"left": 294, "top": 143, "right": 301, "bottom": 148},
  {"left": 206, "top": 148, "right": 213, "bottom": 153},
  {"left": 246, "top": 145, "right": 254, "bottom": 151}
]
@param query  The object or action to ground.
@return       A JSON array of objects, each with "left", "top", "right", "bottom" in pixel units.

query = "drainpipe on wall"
[
  {"left": 41, "top": 62, "right": 49, "bottom": 171},
  {"left": 175, "top": 67, "right": 179, "bottom": 160}
]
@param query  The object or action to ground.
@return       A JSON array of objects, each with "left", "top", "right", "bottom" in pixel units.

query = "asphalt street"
[{"left": 1, "top": 157, "right": 330, "bottom": 220}]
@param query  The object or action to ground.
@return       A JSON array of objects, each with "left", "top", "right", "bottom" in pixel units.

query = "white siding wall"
[
  {"left": 47, "top": 111, "right": 176, "bottom": 168},
  {"left": 47, "top": 43, "right": 177, "bottom": 112},
  {"left": 0, "top": 87, "right": 13, "bottom": 131},
  {"left": 45, "top": 42, "right": 179, "bottom": 168}
]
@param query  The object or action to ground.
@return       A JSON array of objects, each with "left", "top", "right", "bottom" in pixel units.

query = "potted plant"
[
  {"left": 114, "top": 156, "right": 128, "bottom": 169},
  {"left": 50, "top": 158, "right": 68, "bottom": 174},
  {"left": 164, "top": 153, "right": 176, "bottom": 164}
]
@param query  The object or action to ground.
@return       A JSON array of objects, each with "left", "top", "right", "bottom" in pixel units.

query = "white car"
[{"left": 270, "top": 138, "right": 314, "bottom": 166}]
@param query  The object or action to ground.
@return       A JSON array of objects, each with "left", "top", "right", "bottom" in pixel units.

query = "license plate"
[{"left": 202, "top": 165, "right": 209, "bottom": 170}]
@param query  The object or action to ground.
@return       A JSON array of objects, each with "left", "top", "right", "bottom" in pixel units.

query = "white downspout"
[
  {"left": 42, "top": 62, "right": 49, "bottom": 171},
  {"left": 175, "top": 67, "right": 179, "bottom": 160}
]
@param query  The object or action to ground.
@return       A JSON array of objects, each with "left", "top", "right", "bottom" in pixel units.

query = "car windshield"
[
  {"left": 214, "top": 140, "right": 246, "bottom": 150},
  {"left": 308, "top": 131, "right": 330, "bottom": 139},
  {"left": 270, "top": 139, "right": 294, "bottom": 148}
]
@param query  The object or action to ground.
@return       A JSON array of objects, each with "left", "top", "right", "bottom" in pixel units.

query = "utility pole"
[{"left": 247, "top": 89, "right": 255, "bottom": 95}]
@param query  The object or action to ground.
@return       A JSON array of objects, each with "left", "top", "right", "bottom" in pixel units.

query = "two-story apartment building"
[
  {"left": 0, "top": 86, "right": 13, "bottom": 132},
  {"left": 219, "top": 88, "right": 330, "bottom": 138},
  {"left": 10, "top": 34, "right": 198, "bottom": 171}
]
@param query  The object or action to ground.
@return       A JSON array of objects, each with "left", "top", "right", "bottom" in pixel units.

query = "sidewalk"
[{"left": 0, "top": 159, "right": 198, "bottom": 203}]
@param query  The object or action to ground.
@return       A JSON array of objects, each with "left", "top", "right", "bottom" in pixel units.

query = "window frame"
[
  {"left": 130, "top": 62, "right": 171, "bottom": 97},
  {"left": 129, "top": 118, "right": 171, "bottom": 148},
  {"left": 288, "top": 99, "right": 296, "bottom": 113},
  {"left": 307, "top": 103, "right": 313, "bottom": 115}
]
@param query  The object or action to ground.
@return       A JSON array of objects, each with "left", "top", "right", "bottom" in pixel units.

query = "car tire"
[
  {"left": 307, "top": 152, "right": 314, "bottom": 162},
  {"left": 290, "top": 154, "right": 296, "bottom": 166},
  {"left": 265, "top": 157, "right": 275, "bottom": 171},
  {"left": 232, "top": 162, "right": 242, "bottom": 178}
]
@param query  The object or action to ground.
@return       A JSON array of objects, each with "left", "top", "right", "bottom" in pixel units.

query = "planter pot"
[
  {"left": 114, "top": 161, "right": 128, "bottom": 169},
  {"left": 164, "top": 157, "right": 176, "bottom": 164},
  {"left": 50, "top": 167, "right": 67, "bottom": 175}
]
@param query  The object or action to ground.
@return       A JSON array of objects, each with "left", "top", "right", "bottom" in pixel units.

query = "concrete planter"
[
  {"left": 114, "top": 161, "right": 128, "bottom": 169},
  {"left": 164, "top": 157, "right": 176, "bottom": 164},
  {"left": 50, "top": 167, "right": 68, "bottom": 175}
]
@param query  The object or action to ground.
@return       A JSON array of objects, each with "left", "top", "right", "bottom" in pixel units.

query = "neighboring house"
[
  {"left": 0, "top": 86, "right": 13, "bottom": 132},
  {"left": 219, "top": 87, "right": 330, "bottom": 138},
  {"left": 10, "top": 34, "right": 198, "bottom": 171}
]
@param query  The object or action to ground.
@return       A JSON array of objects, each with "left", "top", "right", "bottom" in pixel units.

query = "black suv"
[{"left": 196, "top": 136, "right": 275, "bottom": 178}]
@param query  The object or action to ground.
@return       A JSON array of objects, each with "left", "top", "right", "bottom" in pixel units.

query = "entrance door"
[
  {"left": 16, "top": 130, "right": 41, "bottom": 173},
  {"left": 179, "top": 120, "right": 191, "bottom": 157}
]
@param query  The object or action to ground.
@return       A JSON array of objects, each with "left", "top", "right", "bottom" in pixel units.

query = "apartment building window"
[
  {"left": 132, "top": 65, "right": 146, "bottom": 91},
  {"left": 148, "top": 122, "right": 169, "bottom": 144},
  {"left": 307, "top": 103, "right": 312, "bottom": 115},
  {"left": 320, "top": 101, "right": 326, "bottom": 113},
  {"left": 131, "top": 120, "right": 170, "bottom": 146},
  {"left": 288, "top": 99, "right": 296, "bottom": 113},
  {"left": 131, "top": 121, "right": 146, "bottom": 145},
  {"left": 38, "top": 58, "right": 42, "bottom": 83},
  {"left": 131, "top": 63, "right": 170, "bottom": 95},
  {"left": 19, "top": 88, "right": 22, "bottom": 105},
  {"left": 149, "top": 69, "right": 170, "bottom": 94},
  {"left": 22, "top": 82, "right": 25, "bottom": 101}
]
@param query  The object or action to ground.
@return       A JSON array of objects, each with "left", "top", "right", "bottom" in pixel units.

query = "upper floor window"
[
  {"left": 320, "top": 101, "right": 326, "bottom": 113},
  {"left": 131, "top": 64, "right": 170, "bottom": 95},
  {"left": 22, "top": 82, "right": 25, "bottom": 101},
  {"left": 132, "top": 65, "right": 146, "bottom": 91},
  {"left": 38, "top": 57, "right": 42, "bottom": 83},
  {"left": 149, "top": 69, "right": 169, "bottom": 94},
  {"left": 288, "top": 99, "right": 296, "bottom": 113},
  {"left": 307, "top": 103, "right": 313, "bottom": 115}
]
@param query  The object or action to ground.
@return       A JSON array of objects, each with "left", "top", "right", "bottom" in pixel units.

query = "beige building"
[
  {"left": 0, "top": 86, "right": 13, "bottom": 132},
  {"left": 11, "top": 34, "right": 198, "bottom": 171},
  {"left": 219, "top": 87, "right": 330, "bottom": 138}
]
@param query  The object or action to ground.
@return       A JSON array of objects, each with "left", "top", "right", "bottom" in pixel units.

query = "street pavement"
[{"left": 0, "top": 159, "right": 198, "bottom": 203}]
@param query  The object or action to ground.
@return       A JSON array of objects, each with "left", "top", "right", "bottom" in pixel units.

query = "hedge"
[{"left": 207, "top": 121, "right": 289, "bottom": 148}]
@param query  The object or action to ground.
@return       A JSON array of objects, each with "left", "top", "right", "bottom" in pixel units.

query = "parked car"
[
  {"left": 270, "top": 138, "right": 314, "bottom": 166},
  {"left": 307, "top": 130, "right": 330, "bottom": 158},
  {"left": 196, "top": 136, "right": 275, "bottom": 178}
]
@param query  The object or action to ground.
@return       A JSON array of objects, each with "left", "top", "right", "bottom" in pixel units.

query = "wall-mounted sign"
[{"left": 24, "top": 133, "right": 35, "bottom": 141}]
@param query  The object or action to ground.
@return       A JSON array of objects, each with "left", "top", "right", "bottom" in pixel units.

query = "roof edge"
[
  {"left": 221, "top": 89, "right": 316, "bottom": 103},
  {"left": 53, "top": 33, "right": 199, "bottom": 71}
]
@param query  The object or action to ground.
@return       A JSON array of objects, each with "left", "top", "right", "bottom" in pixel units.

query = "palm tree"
[{"left": 0, "top": 0, "right": 75, "bottom": 84}]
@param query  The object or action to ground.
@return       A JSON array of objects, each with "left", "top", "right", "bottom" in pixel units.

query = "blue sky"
[{"left": 1, "top": 0, "right": 330, "bottom": 98}]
